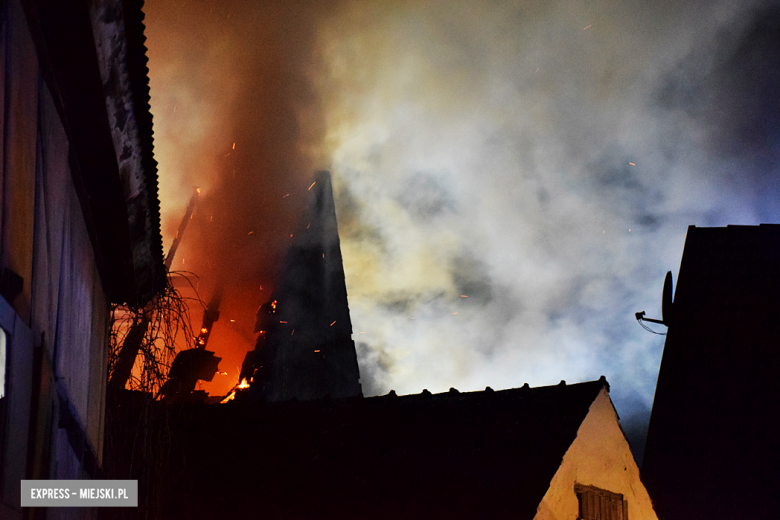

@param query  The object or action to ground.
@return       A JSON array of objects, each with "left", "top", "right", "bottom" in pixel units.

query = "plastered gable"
[{"left": 534, "top": 388, "right": 658, "bottom": 520}]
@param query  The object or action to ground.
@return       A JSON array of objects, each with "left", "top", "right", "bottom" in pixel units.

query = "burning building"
[
  {"left": 642, "top": 224, "right": 780, "bottom": 519},
  {"left": 240, "top": 171, "right": 362, "bottom": 402}
]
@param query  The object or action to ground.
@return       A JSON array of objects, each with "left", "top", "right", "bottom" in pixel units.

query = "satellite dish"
[
  {"left": 661, "top": 271, "right": 673, "bottom": 326},
  {"left": 634, "top": 271, "right": 674, "bottom": 334}
]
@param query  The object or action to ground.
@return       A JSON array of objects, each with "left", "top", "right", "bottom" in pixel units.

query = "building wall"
[
  {"left": 0, "top": 1, "right": 111, "bottom": 517},
  {"left": 534, "top": 388, "right": 658, "bottom": 520},
  {"left": 642, "top": 225, "right": 780, "bottom": 520}
]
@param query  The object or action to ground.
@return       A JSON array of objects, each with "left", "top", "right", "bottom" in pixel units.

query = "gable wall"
[{"left": 534, "top": 388, "right": 658, "bottom": 520}]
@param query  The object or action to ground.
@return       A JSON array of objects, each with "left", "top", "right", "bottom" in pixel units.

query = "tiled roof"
[{"left": 157, "top": 378, "right": 607, "bottom": 519}]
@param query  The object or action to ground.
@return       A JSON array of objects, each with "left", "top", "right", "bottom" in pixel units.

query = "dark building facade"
[
  {"left": 242, "top": 171, "right": 362, "bottom": 401},
  {"left": 0, "top": 1, "right": 164, "bottom": 518},
  {"left": 642, "top": 224, "right": 780, "bottom": 519}
]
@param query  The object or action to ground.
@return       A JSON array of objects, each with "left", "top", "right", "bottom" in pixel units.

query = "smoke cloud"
[{"left": 144, "top": 0, "right": 780, "bottom": 457}]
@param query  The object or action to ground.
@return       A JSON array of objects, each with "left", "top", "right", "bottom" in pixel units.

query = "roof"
[
  {"left": 150, "top": 378, "right": 609, "bottom": 519},
  {"left": 23, "top": 0, "right": 165, "bottom": 306}
]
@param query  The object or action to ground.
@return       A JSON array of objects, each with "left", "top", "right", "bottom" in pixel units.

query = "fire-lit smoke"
[
  {"left": 145, "top": 0, "right": 780, "bottom": 456},
  {"left": 145, "top": 0, "right": 337, "bottom": 396}
]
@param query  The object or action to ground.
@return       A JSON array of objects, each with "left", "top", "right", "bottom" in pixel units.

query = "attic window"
[{"left": 575, "top": 484, "right": 628, "bottom": 520}]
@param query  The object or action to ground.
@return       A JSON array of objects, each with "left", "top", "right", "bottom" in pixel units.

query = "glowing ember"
[
  {"left": 238, "top": 378, "right": 250, "bottom": 389},
  {"left": 201, "top": 327, "right": 208, "bottom": 334},
  {"left": 330, "top": 321, "right": 336, "bottom": 326},
  {"left": 629, "top": 162, "right": 636, "bottom": 166}
]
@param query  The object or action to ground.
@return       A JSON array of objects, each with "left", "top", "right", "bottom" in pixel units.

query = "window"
[{"left": 575, "top": 483, "right": 628, "bottom": 520}]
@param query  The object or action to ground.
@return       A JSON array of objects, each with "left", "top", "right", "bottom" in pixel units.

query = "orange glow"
[
  {"left": 629, "top": 162, "right": 636, "bottom": 166},
  {"left": 196, "top": 187, "right": 201, "bottom": 194},
  {"left": 201, "top": 327, "right": 208, "bottom": 334},
  {"left": 314, "top": 350, "right": 320, "bottom": 352},
  {"left": 238, "top": 378, "right": 250, "bottom": 389},
  {"left": 280, "top": 320, "right": 288, "bottom": 323},
  {"left": 461, "top": 295, "right": 468, "bottom": 297},
  {"left": 308, "top": 182, "right": 316, "bottom": 190},
  {"left": 330, "top": 321, "right": 336, "bottom": 326},
  {"left": 220, "top": 391, "right": 236, "bottom": 403},
  {"left": 271, "top": 300, "right": 277, "bottom": 310}
]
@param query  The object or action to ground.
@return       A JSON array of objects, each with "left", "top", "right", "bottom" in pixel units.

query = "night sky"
[{"left": 144, "top": 0, "right": 780, "bottom": 457}]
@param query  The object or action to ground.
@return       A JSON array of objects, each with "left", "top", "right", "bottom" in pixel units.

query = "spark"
[
  {"left": 360, "top": 331, "right": 366, "bottom": 334},
  {"left": 461, "top": 295, "right": 468, "bottom": 298},
  {"left": 196, "top": 187, "right": 201, "bottom": 194},
  {"left": 280, "top": 320, "right": 287, "bottom": 324},
  {"left": 453, "top": 312, "right": 458, "bottom": 315},
  {"left": 201, "top": 327, "right": 208, "bottom": 334},
  {"left": 629, "top": 162, "right": 636, "bottom": 166},
  {"left": 314, "top": 350, "right": 320, "bottom": 353},
  {"left": 583, "top": 24, "right": 592, "bottom": 30},
  {"left": 283, "top": 193, "right": 290, "bottom": 199},
  {"left": 238, "top": 378, "right": 250, "bottom": 389},
  {"left": 291, "top": 329, "right": 295, "bottom": 335},
  {"left": 230, "top": 319, "right": 235, "bottom": 323},
  {"left": 308, "top": 182, "right": 316, "bottom": 190},
  {"left": 629, "top": 229, "right": 632, "bottom": 232},
  {"left": 232, "top": 143, "right": 236, "bottom": 150},
  {"left": 290, "top": 234, "right": 293, "bottom": 238},
  {"left": 330, "top": 321, "right": 336, "bottom": 326},
  {"left": 248, "top": 231, "right": 254, "bottom": 235}
]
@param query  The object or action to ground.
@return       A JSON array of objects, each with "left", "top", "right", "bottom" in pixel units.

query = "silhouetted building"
[
  {"left": 152, "top": 378, "right": 657, "bottom": 519},
  {"left": 643, "top": 224, "right": 780, "bottom": 520},
  {"left": 241, "top": 171, "right": 362, "bottom": 401}
]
